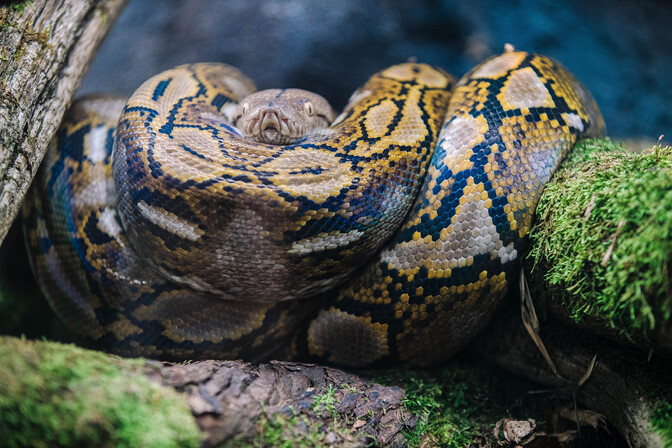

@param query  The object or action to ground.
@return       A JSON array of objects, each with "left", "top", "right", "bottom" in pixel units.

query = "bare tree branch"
[{"left": 0, "top": 0, "right": 128, "bottom": 244}]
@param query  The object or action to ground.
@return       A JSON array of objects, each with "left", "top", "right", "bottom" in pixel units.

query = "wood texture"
[
  {"left": 145, "top": 359, "right": 413, "bottom": 447},
  {"left": 0, "top": 0, "right": 128, "bottom": 245}
]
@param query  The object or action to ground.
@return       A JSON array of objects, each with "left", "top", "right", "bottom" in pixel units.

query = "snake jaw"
[
  {"left": 259, "top": 109, "right": 294, "bottom": 144},
  {"left": 242, "top": 108, "right": 298, "bottom": 145}
]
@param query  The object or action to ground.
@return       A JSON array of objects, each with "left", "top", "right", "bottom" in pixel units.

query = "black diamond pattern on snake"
[{"left": 23, "top": 50, "right": 604, "bottom": 367}]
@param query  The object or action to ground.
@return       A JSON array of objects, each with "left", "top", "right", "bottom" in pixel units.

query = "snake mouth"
[
  {"left": 247, "top": 109, "right": 298, "bottom": 144},
  {"left": 261, "top": 125, "right": 280, "bottom": 143}
]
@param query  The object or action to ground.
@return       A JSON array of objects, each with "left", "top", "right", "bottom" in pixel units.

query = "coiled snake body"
[{"left": 23, "top": 51, "right": 604, "bottom": 367}]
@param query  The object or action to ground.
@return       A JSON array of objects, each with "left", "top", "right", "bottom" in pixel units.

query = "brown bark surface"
[
  {"left": 0, "top": 0, "right": 128, "bottom": 245},
  {"left": 145, "top": 359, "right": 414, "bottom": 448}
]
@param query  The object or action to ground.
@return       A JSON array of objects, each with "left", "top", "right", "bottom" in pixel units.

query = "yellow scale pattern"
[{"left": 23, "top": 51, "right": 604, "bottom": 367}]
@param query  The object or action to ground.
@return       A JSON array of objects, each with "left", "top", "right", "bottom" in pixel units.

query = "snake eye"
[
  {"left": 304, "top": 101, "right": 314, "bottom": 116},
  {"left": 241, "top": 103, "right": 249, "bottom": 115}
]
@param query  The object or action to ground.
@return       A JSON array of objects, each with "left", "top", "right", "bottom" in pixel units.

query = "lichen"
[
  {"left": 527, "top": 138, "right": 672, "bottom": 344},
  {"left": 0, "top": 337, "right": 201, "bottom": 448},
  {"left": 0, "top": 1, "right": 50, "bottom": 63}
]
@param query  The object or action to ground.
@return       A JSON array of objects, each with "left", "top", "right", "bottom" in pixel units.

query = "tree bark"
[
  {"left": 0, "top": 336, "right": 415, "bottom": 447},
  {"left": 147, "top": 359, "right": 414, "bottom": 447},
  {"left": 0, "top": 0, "right": 128, "bottom": 245}
]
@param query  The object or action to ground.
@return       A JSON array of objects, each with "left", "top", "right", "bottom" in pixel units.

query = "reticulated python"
[{"left": 23, "top": 50, "right": 604, "bottom": 367}]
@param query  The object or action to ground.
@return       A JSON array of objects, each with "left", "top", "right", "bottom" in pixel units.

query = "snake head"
[{"left": 233, "top": 88, "right": 336, "bottom": 145}]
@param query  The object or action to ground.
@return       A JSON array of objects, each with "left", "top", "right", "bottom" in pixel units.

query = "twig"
[
  {"left": 583, "top": 194, "right": 597, "bottom": 220},
  {"left": 519, "top": 269, "right": 562, "bottom": 379},
  {"left": 601, "top": 219, "right": 626, "bottom": 267}
]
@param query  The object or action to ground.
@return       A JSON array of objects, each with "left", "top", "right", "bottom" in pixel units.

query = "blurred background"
[
  {"left": 2, "top": 0, "right": 672, "bottom": 339},
  {"left": 79, "top": 0, "right": 672, "bottom": 141}
]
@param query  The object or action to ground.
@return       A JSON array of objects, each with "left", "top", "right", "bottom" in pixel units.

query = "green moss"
[
  {"left": 0, "top": 337, "right": 201, "bottom": 448},
  {"left": 527, "top": 138, "right": 672, "bottom": 343},
  {"left": 3, "top": 1, "right": 33, "bottom": 15},
  {"left": 650, "top": 401, "right": 672, "bottom": 447},
  {"left": 377, "top": 357, "right": 538, "bottom": 447},
  {"left": 230, "top": 411, "right": 329, "bottom": 448},
  {"left": 312, "top": 383, "right": 338, "bottom": 419},
  {"left": 227, "top": 382, "right": 370, "bottom": 448}
]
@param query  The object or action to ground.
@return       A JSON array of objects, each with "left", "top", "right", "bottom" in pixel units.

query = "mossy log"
[
  {"left": 0, "top": 0, "right": 128, "bottom": 245},
  {"left": 0, "top": 336, "right": 416, "bottom": 447},
  {"left": 526, "top": 138, "right": 672, "bottom": 355},
  {"left": 472, "top": 138, "right": 672, "bottom": 447},
  {"left": 2, "top": 336, "right": 570, "bottom": 447}
]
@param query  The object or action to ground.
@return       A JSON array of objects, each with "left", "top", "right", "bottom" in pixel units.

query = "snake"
[{"left": 23, "top": 50, "right": 605, "bottom": 367}]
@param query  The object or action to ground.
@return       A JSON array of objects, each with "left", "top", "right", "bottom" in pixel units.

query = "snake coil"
[{"left": 23, "top": 50, "right": 604, "bottom": 367}]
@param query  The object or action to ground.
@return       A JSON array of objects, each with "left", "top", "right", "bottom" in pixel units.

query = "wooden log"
[
  {"left": 0, "top": 336, "right": 414, "bottom": 447},
  {"left": 0, "top": 0, "right": 128, "bottom": 245},
  {"left": 6, "top": 335, "right": 620, "bottom": 447}
]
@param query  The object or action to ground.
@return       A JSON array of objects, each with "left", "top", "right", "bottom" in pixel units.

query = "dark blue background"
[{"left": 79, "top": 0, "right": 672, "bottom": 141}]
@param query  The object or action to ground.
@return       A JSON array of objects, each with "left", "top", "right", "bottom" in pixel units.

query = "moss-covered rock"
[
  {"left": 526, "top": 138, "right": 672, "bottom": 352},
  {"left": 0, "top": 336, "right": 201, "bottom": 448}
]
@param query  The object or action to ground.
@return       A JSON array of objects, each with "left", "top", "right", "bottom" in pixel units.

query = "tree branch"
[{"left": 0, "top": 0, "right": 128, "bottom": 245}]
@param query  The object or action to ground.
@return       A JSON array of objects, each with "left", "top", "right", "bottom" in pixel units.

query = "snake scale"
[{"left": 23, "top": 50, "right": 604, "bottom": 367}]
